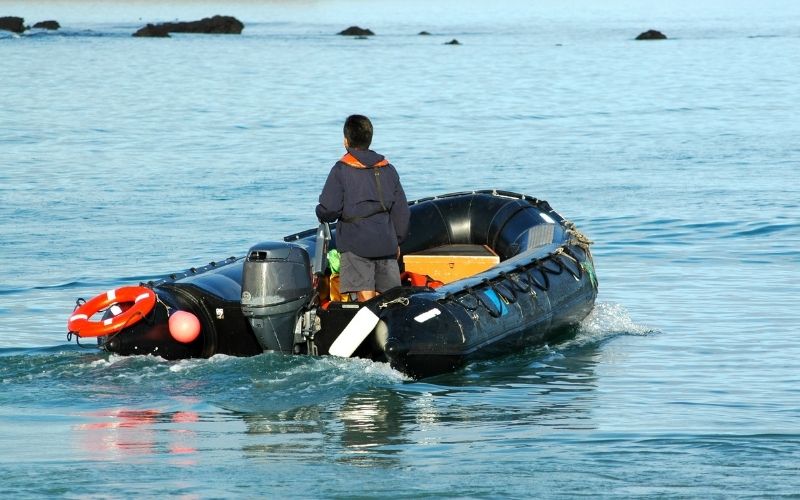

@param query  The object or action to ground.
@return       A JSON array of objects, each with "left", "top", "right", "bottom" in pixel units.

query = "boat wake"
[
  {"left": 574, "top": 301, "right": 656, "bottom": 343},
  {"left": 1, "top": 301, "right": 647, "bottom": 414}
]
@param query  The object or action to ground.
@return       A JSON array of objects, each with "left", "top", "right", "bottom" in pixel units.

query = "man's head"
[{"left": 343, "top": 115, "right": 373, "bottom": 150}]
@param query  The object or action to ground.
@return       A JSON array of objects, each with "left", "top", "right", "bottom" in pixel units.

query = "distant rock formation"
[
  {"left": 33, "top": 20, "right": 60, "bottom": 30},
  {"left": 636, "top": 29, "right": 667, "bottom": 40},
  {"left": 133, "top": 23, "right": 171, "bottom": 37},
  {"left": 165, "top": 15, "right": 243, "bottom": 34},
  {"left": 133, "top": 15, "right": 244, "bottom": 37},
  {"left": 0, "top": 16, "right": 25, "bottom": 33},
  {"left": 418, "top": 31, "right": 431, "bottom": 36},
  {"left": 338, "top": 26, "right": 374, "bottom": 36},
  {"left": 444, "top": 39, "right": 461, "bottom": 45}
]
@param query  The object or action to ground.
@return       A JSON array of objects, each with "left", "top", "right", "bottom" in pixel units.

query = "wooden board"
[{"left": 403, "top": 244, "right": 500, "bottom": 284}]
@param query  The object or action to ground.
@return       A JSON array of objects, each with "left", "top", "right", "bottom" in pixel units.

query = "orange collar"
[{"left": 340, "top": 152, "right": 389, "bottom": 169}]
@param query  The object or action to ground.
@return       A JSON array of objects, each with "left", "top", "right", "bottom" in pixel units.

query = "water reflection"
[
  {"left": 67, "top": 338, "right": 603, "bottom": 468},
  {"left": 239, "top": 406, "right": 325, "bottom": 462},
  {"left": 237, "top": 340, "right": 602, "bottom": 465},
  {"left": 239, "top": 389, "right": 409, "bottom": 467},
  {"left": 74, "top": 408, "right": 199, "bottom": 463},
  {"left": 333, "top": 389, "right": 409, "bottom": 466}
]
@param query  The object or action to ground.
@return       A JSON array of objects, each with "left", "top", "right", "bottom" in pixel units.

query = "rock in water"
[
  {"left": 636, "top": 29, "right": 667, "bottom": 40},
  {"left": 133, "top": 15, "right": 244, "bottom": 37},
  {"left": 33, "top": 20, "right": 60, "bottom": 30},
  {"left": 338, "top": 26, "right": 374, "bottom": 36},
  {"left": 133, "top": 23, "right": 170, "bottom": 37},
  {"left": 0, "top": 16, "right": 25, "bottom": 33},
  {"left": 165, "top": 15, "right": 244, "bottom": 34}
]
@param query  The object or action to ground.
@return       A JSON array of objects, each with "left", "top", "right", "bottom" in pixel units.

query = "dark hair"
[{"left": 343, "top": 115, "right": 373, "bottom": 149}]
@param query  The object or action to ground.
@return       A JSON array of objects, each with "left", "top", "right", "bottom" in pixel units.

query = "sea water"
[{"left": 1, "top": 0, "right": 799, "bottom": 497}]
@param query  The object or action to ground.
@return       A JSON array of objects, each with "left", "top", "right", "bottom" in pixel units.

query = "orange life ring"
[{"left": 68, "top": 286, "right": 156, "bottom": 338}]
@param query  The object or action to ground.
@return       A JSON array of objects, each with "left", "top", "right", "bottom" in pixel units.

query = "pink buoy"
[{"left": 168, "top": 310, "right": 201, "bottom": 343}]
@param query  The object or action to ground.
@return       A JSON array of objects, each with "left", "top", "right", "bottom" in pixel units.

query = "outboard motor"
[{"left": 241, "top": 241, "right": 313, "bottom": 353}]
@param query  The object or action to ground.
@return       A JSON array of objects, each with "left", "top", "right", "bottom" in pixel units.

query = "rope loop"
[
  {"left": 539, "top": 256, "right": 564, "bottom": 276},
  {"left": 558, "top": 247, "right": 583, "bottom": 280},
  {"left": 564, "top": 220, "right": 594, "bottom": 249},
  {"left": 475, "top": 290, "right": 503, "bottom": 318},
  {"left": 508, "top": 271, "right": 532, "bottom": 293},
  {"left": 527, "top": 266, "right": 550, "bottom": 291},
  {"left": 493, "top": 282, "right": 517, "bottom": 304},
  {"left": 456, "top": 291, "right": 481, "bottom": 312},
  {"left": 73, "top": 297, "right": 86, "bottom": 312}
]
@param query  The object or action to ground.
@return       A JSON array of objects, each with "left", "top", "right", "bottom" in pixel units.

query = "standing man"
[{"left": 316, "top": 115, "right": 410, "bottom": 302}]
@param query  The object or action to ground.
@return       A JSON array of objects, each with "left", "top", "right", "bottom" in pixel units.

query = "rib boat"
[{"left": 67, "top": 190, "right": 598, "bottom": 379}]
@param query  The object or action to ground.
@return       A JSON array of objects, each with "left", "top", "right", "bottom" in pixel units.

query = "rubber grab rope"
[
  {"left": 519, "top": 272, "right": 539, "bottom": 296},
  {"left": 492, "top": 282, "right": 517, "bottom": 304},
  {"left": 538, "top": 257, "right": 564, "bottom": 276},
  {"left": 66, "top": 300, "right": 96, "bottom": 347},
  {"left": 456, "top": 291, "right": 481, "bottom": 312},
  {"left": 475, "top": 289, "right": 503, "bottom": 318},
  {"left": 67, "top": 286, "right": 156, "bottom": 338},
  {"left": 67, "top": 299, "right": 88, "bottom": 346},
  {"left": 66, "top": 330, "right": 92, "bottom": 348},
  {"left": 444, "top": 242, "right": 588, "bottom": 316},
  {"left": 526, "top": 265, "right": 550, "bottom": 291},
  {"left": 503, "top": 271, "right": 531, "bottom": 294},
  {"left": 557, "top": 247, "right": 583, "bottom": 280}
]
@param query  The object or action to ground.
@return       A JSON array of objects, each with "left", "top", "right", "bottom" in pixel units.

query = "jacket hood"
[{"left": 344, "top": 147, "right": 386, "bottom": 168}]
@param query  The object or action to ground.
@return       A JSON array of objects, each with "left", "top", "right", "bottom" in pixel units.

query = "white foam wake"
[{"left": 576, "top": 301, "right": 656, "bottom": 344}]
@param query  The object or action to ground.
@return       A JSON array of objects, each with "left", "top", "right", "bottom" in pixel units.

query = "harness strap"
[{"left": 340, "top": 153, "right": 391, "bottom": 223}]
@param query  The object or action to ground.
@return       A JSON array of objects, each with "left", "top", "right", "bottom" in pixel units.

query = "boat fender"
[
  {"left": 168, "top": 310, "right": 201, "bottom": 343},
  {"left": 328, "top": 303, "right": 382, "bottom": 357},
  {"left": 68, "top": 286, "right": 156, "bottom": 338}
]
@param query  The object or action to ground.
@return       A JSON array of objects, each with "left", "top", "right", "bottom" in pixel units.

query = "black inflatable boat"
[{"left": 67, "top": 190, "right": 597, "bottom": 379}]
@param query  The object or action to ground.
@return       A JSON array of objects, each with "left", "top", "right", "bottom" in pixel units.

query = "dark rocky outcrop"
[
  {"left": 636, "top": 29, "right": 667, "bottom": 40},
  {"left": 165, "top": 15, "right": 243, "bottom": 34},
  {"left": 33, "top": 20, "right": 60, "bottom": 30},
  {"left": 338, "top": 26, "right": 374, "bottom": 36},
  {"left": 0, "top": 16, "right": 25, "bottom": 33},
  {"left": 133, "top": 23, "right": 171, "bottom": 37},
  {"left": 444, "top": 38, "right": 461, "bottom": 45},
  {"left": 133, "top": 15, "right": 244, "bottom": 37},
  {"left": 418, "top": 31, "right": 431, "bottom": 36}
]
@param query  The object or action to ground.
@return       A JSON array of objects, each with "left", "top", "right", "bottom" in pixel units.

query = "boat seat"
[{"left": 402, "top": 244, "right": 500, "bottom": 284}]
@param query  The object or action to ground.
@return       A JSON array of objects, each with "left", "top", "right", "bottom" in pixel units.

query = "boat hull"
[{"left": 89, "top": 190, "right": 597, "bottom": 379}]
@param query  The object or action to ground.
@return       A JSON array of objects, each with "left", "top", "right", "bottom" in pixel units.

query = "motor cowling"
[{"left": 241, "top": 241, "right": 312, "bottom": 353}]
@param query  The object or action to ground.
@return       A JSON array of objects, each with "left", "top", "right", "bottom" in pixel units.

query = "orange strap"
[{"left": 401, "top": 271, "right": 444, "bottom": 289}]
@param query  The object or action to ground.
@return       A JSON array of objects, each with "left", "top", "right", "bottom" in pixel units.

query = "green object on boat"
[{"left": 327, "top": 249, "right": 340, "bottom": 274}]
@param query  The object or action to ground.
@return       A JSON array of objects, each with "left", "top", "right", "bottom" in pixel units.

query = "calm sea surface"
[{"left": 1, "top": 1, "right": 799, "bottom": 497}]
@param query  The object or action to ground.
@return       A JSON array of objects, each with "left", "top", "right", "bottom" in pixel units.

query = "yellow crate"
[{"left": 403, "top": 244, "right": 499, "bottom": 284}]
